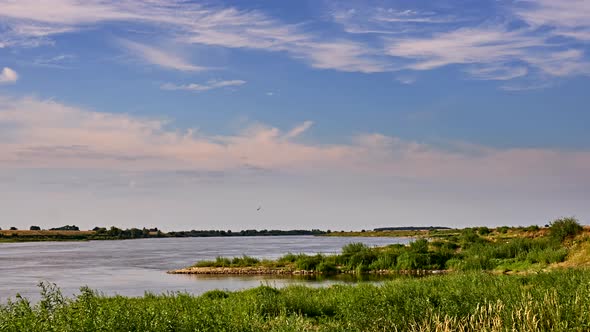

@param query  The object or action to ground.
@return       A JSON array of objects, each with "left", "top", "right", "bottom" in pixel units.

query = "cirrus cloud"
[{"left": 161, "top": 79, "right": 246, "bottom": 93}]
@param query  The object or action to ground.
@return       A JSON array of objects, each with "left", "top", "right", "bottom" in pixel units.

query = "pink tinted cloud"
[{"left": 0, "top": 95, "right": 588, "bottom": 185}]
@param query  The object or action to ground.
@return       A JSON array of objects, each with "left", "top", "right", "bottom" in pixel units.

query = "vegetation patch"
[{"left": 176, "top": 218, "right": 587, "bottom": 275}]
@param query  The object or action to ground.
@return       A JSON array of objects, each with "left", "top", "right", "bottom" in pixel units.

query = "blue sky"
[{"left": 0, "top": 0, "right": 589, "bottom": 230}]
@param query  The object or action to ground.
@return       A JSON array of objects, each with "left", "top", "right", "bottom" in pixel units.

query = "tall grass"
[{"left": 2, "top": 269, "right": 590, "bottom": 331}]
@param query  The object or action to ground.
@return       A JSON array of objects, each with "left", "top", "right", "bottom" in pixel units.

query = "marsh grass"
[{"left": 2, "top": 269, "right": 590, "bottom": 331}]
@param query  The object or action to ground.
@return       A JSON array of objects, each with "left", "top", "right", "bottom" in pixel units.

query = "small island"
[{"left": 171, "top": 217, "right": 589, "bottom": 276}]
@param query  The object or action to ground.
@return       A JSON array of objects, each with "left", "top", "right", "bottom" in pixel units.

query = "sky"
[{"left": 0, "top": 0, "right": 589, "bottom": 231}]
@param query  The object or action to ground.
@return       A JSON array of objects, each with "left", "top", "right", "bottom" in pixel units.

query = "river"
[{"left": 0, "top": 236, "right": 410, "bottom": 301}]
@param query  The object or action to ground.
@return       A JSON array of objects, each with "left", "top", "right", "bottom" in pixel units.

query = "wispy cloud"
[
  {"left": 161, "top": 79, "right": 246, "bottom": 92},
  {"left": 0, "top": 0, "right": 589, "bottom": 86},
  {"left": 119, "top": 39, "right": 206, "bottom": 72},
  {"left": 0, "top": 0, "right": 386, "bottom": 74},
  {"left": 0, "top": 95, "right": 588, "bottom": 185},
  {"left": 0, "top": 67, "right": 18, "bottom": 84},
  {"left": 329, "top": 1, "right": 590, "bottom": 87},
  {"left": 395, "top": 75, "right": 416, "bottom": 85},
  {"left": 514, "top": 0, "right": 590, "bottom": 41},
  {"left": 331, "top": 7, "right": 456, "bottom": 35},
  {"left": 385, "top": 25, "right": 590, "bottom": 86},
  {"left": 284, "top": 121, "right": 313, "bottom": 140},
  {"left": 31, "top": 54, "right": 76, "bottom": 68}
]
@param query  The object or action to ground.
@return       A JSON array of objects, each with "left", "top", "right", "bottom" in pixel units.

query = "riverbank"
[
  {"left": 173, "top": 218, "right": 589, "bottom": 276},
  {"left": 3, "top": 269, "right": 590, "bottom": 331}
]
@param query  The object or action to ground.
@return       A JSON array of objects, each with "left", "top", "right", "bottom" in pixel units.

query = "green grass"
[{"left": 2, "top": 269, "right": 590, "bottom": 331}]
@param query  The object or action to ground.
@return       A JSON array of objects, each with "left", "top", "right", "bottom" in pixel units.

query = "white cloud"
[
  {"left": 0, "top": 67, "right": 18, "bottom": 84},
  {"left": 284, "top": 121, "right": 313, "bottom": 139},
  {"left": 0, "top": 95, "right": 588, "bottom": 185},
  {"left": 161, "top": 79, "right": 246, "bottom": 92},
  {"left": 120, "top": 40, "right": 206, "bottom": 72}
]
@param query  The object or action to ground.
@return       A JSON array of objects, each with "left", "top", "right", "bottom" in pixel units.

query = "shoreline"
[{"left": 168, "top": 266, "right": 445, "bottom": 276}]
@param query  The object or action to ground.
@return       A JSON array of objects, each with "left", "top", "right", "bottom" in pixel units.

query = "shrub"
[
  {"left": 295, "top": 254, "right": 324, "bottom": 271},
  {"left": 477, "top": 227, "right": 491, "bottom": 235},
  {"left": 550, "top": 217, "right": 583, "bottom": 242},
  {"left": 342, "top": 242, "right": 369, "bottom": 256},
  {"left": 409, "top": 239, "right": 429, "bottom": 254},
  {"left": 316, "top": 261, "right": 338, "bottom": 274},
  {"left": 497, "top": 226, "right": 510, "bottom": 234},
  {"left": 29, "top": 226, "right": 41, "bottom": 231}
]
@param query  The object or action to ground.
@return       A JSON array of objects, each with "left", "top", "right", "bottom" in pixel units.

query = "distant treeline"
[
  {"left": 373, "top": 226, "right": 452, "bottom": 231},
  {"left": 0, "top": 226, "right": 327, "bottom": 242}
]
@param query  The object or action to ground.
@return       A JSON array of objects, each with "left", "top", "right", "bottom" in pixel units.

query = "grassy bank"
[
  {"left": 183, "top": 218, "right": 587, "bottom": 274},
  {"left": 2, "top": 269, "right": 590, "bottom": 331}
]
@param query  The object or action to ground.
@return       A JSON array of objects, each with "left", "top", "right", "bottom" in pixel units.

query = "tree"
[
  {"left": 9, "top": 227, "right": 17, "bottom": 230},
  {"left": 30, "top": 226, "right": 41, "bottom": 231}
]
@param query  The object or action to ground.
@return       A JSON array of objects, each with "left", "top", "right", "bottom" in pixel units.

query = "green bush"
[
  {"left": 550, "top": 217, "right": 583, "bottom": 242},
  {"left": 295, "top": 254, "right": 324, "bottom": 271},
  {"left": 477, "top": 227, "right": 491, "bottom": 235},
  {"left": 316, "top": 261, "right": 338, "bottom": 274},
  {"left": 497, "top": 226, "right": 510, "bottom": 234}
]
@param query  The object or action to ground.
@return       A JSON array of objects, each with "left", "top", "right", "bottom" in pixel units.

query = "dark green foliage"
[
  {"left": 29, "top": 226, "right": 41, "bottom": 231},
  {"left": 50, "top": 225, "right": 79, "bottom": 231},
  {"left": 315, "top": 261, "right": 338, "bottom": 274},
  {"left": 202, "top": 289, "right": 230, "bottom": 300},
  {"left": 295, "top": 254, "right": 324, "bottom": 271},
  {"left": 477, "top": 226, "right": 491, "bottom": 235},
  {"left": 497, "top": 226, "right": 510, "bottom": 234},
  {"left": 550, "top": 217, "right": 583, "bottom": 242}
]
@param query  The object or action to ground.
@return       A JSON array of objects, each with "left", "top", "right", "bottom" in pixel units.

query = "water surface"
[{"left": 0, "top": 236, "right": 409, "bottom": 301}]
